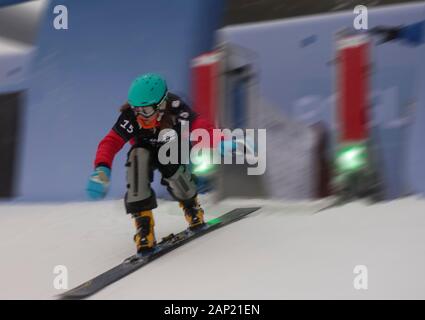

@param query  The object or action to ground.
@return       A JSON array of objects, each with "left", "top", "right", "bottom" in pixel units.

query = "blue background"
[
  {"left": 5, "top": 1, "right": 425, "bottom": 201},
  {"left": 16, "top": 0, "right": 224, "bottom": 201}
]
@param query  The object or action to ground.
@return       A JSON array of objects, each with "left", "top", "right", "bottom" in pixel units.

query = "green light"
[
  {"left": 207, "top": 217, "right": 221, "bottom": 226},
  {"left": 336, "top": 144, "right": 367, "bottom": 173},
  {"left": 191, "top": 149, "right": 216, "bottom": 176}
]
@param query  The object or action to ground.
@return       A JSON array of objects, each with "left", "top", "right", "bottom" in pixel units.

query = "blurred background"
[{"left": 1, "top": 0, "right": 424, "bottom": 203}]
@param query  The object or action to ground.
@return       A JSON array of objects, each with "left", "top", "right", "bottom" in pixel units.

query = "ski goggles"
[
  {"left": 131, "top": 96, "right": 167, "bottom": 118},
  {"left": 132, "top": 105, "right": 157, "bottom": 118}
]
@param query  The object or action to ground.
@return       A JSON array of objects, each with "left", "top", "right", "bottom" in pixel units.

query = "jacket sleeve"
[
  {"left": 190, "top": 116, "right": 219, "bottom": 148},
  {"left": 94, "top": 129, "right": 127, "bottom": 169}
]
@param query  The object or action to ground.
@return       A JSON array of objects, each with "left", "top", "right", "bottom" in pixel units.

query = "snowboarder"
[{"left": 86, "top": 73, "right": 214, "bottom": 254}]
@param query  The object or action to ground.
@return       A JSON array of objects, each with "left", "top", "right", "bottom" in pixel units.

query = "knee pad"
[
  {"left": 125, "top": 147, "right": 157, "bottom": 213},
  {"left": 162, "top": 165, "right": 197, "bottom": 201}
]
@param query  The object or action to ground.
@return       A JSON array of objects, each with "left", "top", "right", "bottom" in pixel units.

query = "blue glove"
[
  {"left": 219, "top": 139, "right": 238, "bottom": 156},
  {"left": 86, "top": 166, "right": 111, "bottom": 200},
  {"left": 218, "top": 137, "right": 255, "bottom": 158}
]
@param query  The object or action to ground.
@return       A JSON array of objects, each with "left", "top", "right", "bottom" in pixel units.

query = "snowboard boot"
[
  {"left": 133, "top": 210, "right": 156, "bottom": 254},
  {"left": 179, "top": 196, "right": 205, "bottom": 230}
]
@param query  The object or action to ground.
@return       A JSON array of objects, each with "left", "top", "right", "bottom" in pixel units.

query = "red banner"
[
  {"left": 191, "top": 52, "right": 221, "bottom": 127},
  {"left": 336, "top": 35, "right": 370, "bottom": 142}
]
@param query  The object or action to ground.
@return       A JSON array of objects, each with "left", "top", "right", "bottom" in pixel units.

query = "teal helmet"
[{"left": 128, "top": 73, "right": 168, "bottom": 107}]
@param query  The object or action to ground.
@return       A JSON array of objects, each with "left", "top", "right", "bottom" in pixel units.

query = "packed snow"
[{"left": 0, "top": 195, "right": 425, "bottom": 299}]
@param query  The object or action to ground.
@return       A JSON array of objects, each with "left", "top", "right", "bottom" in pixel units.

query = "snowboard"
[{"left": 58, "top": 207, "right": 260, "bottom": 300}]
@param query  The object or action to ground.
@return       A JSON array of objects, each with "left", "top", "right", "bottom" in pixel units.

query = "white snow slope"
[{"left": 1, "top": 195, "right": 425, "bottom": 300}]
